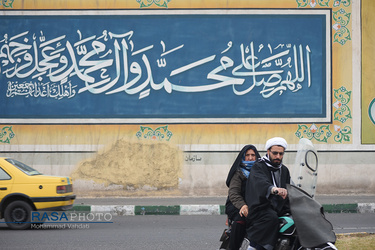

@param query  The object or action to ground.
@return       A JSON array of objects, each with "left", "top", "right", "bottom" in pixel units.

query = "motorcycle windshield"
[{"left": 292, "top": 138, "right": 319, "bottom": 198}]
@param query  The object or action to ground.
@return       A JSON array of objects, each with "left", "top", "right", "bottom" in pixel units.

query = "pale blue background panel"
[{"left": 0, "top": 11, "right": 329, "bottom": 120}]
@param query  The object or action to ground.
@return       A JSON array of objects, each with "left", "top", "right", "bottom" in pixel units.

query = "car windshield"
[{"left": 5, "top": 158, "right": 42, "bottom": 176}]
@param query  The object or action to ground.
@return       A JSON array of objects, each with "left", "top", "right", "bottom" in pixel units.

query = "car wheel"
[{"left": 4, "top": 200, "right": 32, "bottom": 230}]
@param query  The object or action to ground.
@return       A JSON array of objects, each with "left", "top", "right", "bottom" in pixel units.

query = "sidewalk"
[{"left": 71, "top": 195, "right": 375, "bottom": 215}]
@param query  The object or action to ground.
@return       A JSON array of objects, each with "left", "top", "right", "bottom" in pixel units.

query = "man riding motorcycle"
[{"left": 245, "top": 137, "right": 291, "bottom": 250}]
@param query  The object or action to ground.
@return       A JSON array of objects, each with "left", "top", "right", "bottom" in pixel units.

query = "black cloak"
[
  {"left": 245, "top": 159, "right": 291, "bottom": 215},
  {"left": 245, "top": 159, "right": 291, "bottom": 250}
]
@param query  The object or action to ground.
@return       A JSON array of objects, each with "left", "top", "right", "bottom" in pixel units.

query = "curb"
[{"left": 70, "top": 203, "right": 375, "bottom": 215}]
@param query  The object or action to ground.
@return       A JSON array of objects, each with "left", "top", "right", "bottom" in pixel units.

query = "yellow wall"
[{"left": 0, "top": 0, "right": 366, "bottom": 150}]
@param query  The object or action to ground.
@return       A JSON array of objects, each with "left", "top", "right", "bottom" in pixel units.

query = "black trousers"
[{"left": 229, "top": 213, "right": 246, "bottom": 250}]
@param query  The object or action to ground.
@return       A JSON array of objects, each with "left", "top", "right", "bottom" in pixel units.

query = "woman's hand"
[{"left": 239, "top": 205, "right": 248, "bottom": 217}]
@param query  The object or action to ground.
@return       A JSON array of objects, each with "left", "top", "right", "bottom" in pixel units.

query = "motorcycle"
[
  {"left": 219, "top": 139, "right": 337, "bottom": 250},
  {"left": 235, "top": 213, "right": 301, "bottom": 250},
  {"left": 235, "top": 213, "right": 337, "bottom": 250},
  {"left": 233, "top": 185, "right": 337, "bottom": 250}
]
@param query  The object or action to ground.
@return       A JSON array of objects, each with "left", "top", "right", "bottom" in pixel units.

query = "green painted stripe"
[
  {"left": 220, "top": 205, "right": 226, "bottom": 215},
  {"left": 71, "top": 205, "right": 91, "bottom": 212},
  {"left": 68, "top": 203, "right": 362, "bottom": 215},
  {"left": 134, "top": 205, "right": 180, "bottom": 215},
  {"left": 322, "top": 204, "right": 358, "bottom": 213}
]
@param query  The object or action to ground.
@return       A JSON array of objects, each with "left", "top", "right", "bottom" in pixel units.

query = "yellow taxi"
[{"left": 0, "top": 157, "right": 76, "bottom": 229}]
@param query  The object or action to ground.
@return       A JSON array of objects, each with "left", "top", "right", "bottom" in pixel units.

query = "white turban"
[{"left": 265, "top": 137, "right": 288, "bottom": 150}]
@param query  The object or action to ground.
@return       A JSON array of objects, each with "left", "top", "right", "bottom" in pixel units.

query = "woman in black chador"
[{"left": 224, "top": 144, "right": 261, "bottom": 250}]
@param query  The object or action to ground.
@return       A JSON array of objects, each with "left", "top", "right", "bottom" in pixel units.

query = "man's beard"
[{"left": 270, "top": 157, "right": 282, "bottom": 166}]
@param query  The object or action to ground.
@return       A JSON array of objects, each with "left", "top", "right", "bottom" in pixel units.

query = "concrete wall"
[{"left": 3, "top": 148, "right": 375, "bottom": 196}]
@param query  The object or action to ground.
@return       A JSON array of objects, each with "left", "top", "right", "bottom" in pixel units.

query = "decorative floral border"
[
  {"left": 0, "top": 0, "right": 15, "bottom": 8},
  {"left": 136, "top": 125, "right": 173, "bottom": 141},
  {"left": 295, "top": 86, "right": 352, "bottom": 143},
  {"left": 0, "top": 126, "right": 15, "bottom": 144},
  {"left": 297, "top": 0, "right": 352, "bottom": 46},
  {"left": 136, "top": 0, "right": 170, "bottom": 8}
]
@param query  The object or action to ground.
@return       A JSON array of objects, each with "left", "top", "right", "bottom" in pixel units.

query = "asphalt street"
[{"left": 0, "top": 213, "right": 374, "bottom": 250}]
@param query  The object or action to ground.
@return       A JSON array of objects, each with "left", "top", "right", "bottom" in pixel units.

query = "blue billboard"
[{"left": 0, "top": 9, "right": 331, "bottom": 123}]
